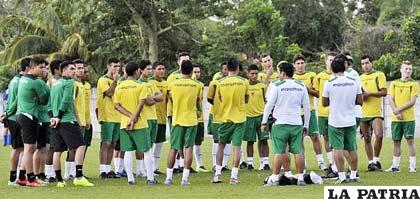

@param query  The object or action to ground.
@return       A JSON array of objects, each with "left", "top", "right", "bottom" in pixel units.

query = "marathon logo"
[
  {"left": 280, "top": 87, "right": 302, "bottom": 91},
  {"left": 332, "top": 82, "right": 354, "bottom": 87},
  {"left": 324, "top": 186, "right": 420, "bottom": 199}
]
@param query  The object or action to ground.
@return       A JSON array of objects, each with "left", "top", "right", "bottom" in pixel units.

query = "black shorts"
[
  {"left": 84, "top": 125, "right": 93, "bottom": 147},
  {"left": 8, "top": 119, "right": 23, "bottom": 149},
  {"left": 49, "top": 128, "right": 57, "bottom": 149},
  {"left": 55, "top": 122, "right": 85, "bottom": 152},
  {"left": 36, "top": 122, "right": 49, "bottom": 149},
  {"left": 16, "top": 114, "right": 39, "bottom": 144}
]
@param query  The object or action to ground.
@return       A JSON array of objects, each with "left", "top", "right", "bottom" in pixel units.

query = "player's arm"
[
  {"left": 263, "top": 67, "right": 274, "bottom": 85},
  {"left": 302, "top": 88, "right": 310, "bottom": 130},
  {"left": 396, "top": 96, "right": 417, "bottom": 113},
  {"left": 313, "top": 76, "right": 320, "bottom": 99},
  {"left": 35, "top": 80, "right": 50, "bottom": 105},
  {"left": 207, "top": 82, "right": 216, "bottom": 105},
  {"left": 114, "top": 103, "right": 132, "bottom": 118},
  {"left": 103, "top": 74, "right": 119, "bottom": 97},
  {"left": 307, "top": 86, "right": 319, "bottom": 98},
  {"left": 321, "top": 82, "right": 330, "bottom": 107},
  {"left": 261, "top": 86, "right": 277, "bottom": 131},
  {"left": 244, "top": 81, "right": 250, "bottom": 104}
]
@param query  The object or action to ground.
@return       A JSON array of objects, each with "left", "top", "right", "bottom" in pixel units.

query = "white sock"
[
  {"left": 194, "top": 145, "right": 203, "bottom": 168},
  {"left": 175, "top": 158, "right": 180, "bottom": 168},
  {"left": 368, "top": 160, "right": 374, "bottom": 164},
  {"left": 64, "top": 161, "right": 70, "bottom": 178},
  {"left": 327, "top": 152, "right": 333, "bottom": 165},
  {"left": 70, "top": 161, "right": 76, "bottom": 177},
  {"left": 106, "top": 165, "right": 111, "bottom": 173},
  {"left": 270, "top": 174, "right": 280, "bottom": 182},
  {"left": 259, "top": 157, "right": 264, "bottom": 169},
  {"left": 392, "top": 156, "right": 401, "bottom": 168},
  {"left": 247, "top": 157, "right": 253, "bottom": 166},
  {"left": 285, "top": 171, "right": 293, "bottom": 178},
  {"left": 231, "top": 167, "right": 239, "bottom": 179},
  {"left": 263, "top": 157, "right": 269, "bottom": 165},
  {"left": 350, "top": 170, "right": 357, "bottom": 179},
  {"left": 136, "top": 159, "right": 145, "bottom": 174},
  {"left": 223, "top": 144, "right": 231, "bottom": 167},
  {"left": 144, "top": 150, "right": 154, "bottom": 181},
  {"left": 212, "top": 143, "right": 218, "bottom": 166},
  {"left": 180, "top": 157, "right": 185, "bottom": 168},
  {"left": 338, "top": 172, "right": 346, "bottom": 181},
  {"left": 373, "top": 156, "right": 380, "bottom": 164},
  {"left": 215, "top": 165, "right": 222, "bottom": 176},
  {"left": 166, "top": 168, "right": 173, "bottom": 180},
  {"left": 297, "top": 173, "right": 304, "bottom": 181},
  {"left": 124, "top": 151, "right": 134, "bottom": 182},
  {"left": 114, "top": 157, "right": 120, "bottom": 171},
  {"left": 409, "top": 156, "right": 416, "bottom": 169},
  {"left": 45, "top": 165, "right": 51, "bottom": 178},
  {"left": 316, "top": 154, "right": 324, "bottom": 166},
  {"left": 331, "top": 164, "right": 338, "bottom": 173},
  {"left": 17, "top": 152, "right": 23, "bottom": 174},
  {"left": 117, "top": 157, "right": 124, "bottom": 173},
  {"left": 100, "top": 164, "right": 107, "bottom": 173},
  {"left": 240, "top": 148, "right": 245, "bottom": 163},
  {"left": 153, "top": 142, "right": 164, "bottom": 171},
  {"left": 182, "top": 168, "right": 190, "bottom": 181}
]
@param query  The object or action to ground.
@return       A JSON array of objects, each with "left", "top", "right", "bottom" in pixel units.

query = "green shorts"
[
  {"left": 120, "top": 128, "right": 151, "bottom": 152},
  {"left": 244, "top": 115, "right": 268, "bottom": 142},
  {"left": 195, "top": 122, "right": 205, "bottom": 143},
  {"left": 101, "top": 122, "right": 120, "bottom": 141},
  {"left": 170, "top": 125, "right": 197, "bottom": 150},
  {"left": 301, "top": 110, "right": 319, "bottom": 137},
  {"left": 360, "top": 117, "right": 383, "bottom": 122},
  {"left": 155, "top": 124, "right": 166, "bottom": 143},
  {"left": 328, "top": 125, "right": 357, "bottom": 151},
  {"left": 148, "top": 120, "right": 158, "bottom": 144},
  {"left": 82, "top": 127, "right": 92, "bottom": 147},
  {"left": 391, "top": 121, "right": 415, "bottom": 141},
  {"left": 218, "top": 122, "right": 245, "bottom": 147},
  {"left": 356, "top": 118, "right": 361, "bottom": 129},
  {"left": 212, "top": 122, "right": 221, "bottom": 142},
  {"left": 318, "top": 116, "right": 328, "bottom": 136},
  {"left": 271, "top": 124, "right": 303, "bottom": 154}
]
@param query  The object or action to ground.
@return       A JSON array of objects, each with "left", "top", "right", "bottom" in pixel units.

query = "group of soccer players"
[{"left": 1, "top": 50, "right": 417, "bottom": 187}]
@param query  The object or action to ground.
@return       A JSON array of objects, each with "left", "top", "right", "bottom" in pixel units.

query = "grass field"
[{"left": 0, "top": 138, "right": 419, "bottom": 199}]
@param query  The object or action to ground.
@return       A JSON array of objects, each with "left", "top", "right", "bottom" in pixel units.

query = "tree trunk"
[{"left": 148, "top": 32, "right": 158, "bottom": 62}]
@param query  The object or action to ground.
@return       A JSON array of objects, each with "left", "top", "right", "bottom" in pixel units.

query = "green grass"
[{"left": 0, "top": 138, "right": 419, "bottom": 199}]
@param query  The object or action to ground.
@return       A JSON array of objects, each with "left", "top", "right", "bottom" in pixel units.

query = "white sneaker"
[
  {"left": 409, "top": 167, "right": 416, "bottom": 173},
  {"left": 310, "top": 171, "right": 323, "bottom": 184}
]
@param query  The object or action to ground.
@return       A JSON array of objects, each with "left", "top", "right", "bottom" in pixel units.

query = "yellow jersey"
[
  {"left": 83, "top": 81, "right": 91, "bottom": 125},
  {"left": 169, "top": 77, "right": 203, "bottom": 126},
  {"left": 360, "top": 71, "right": 387, "bottom": 118},
  {"left": 149, "top": 77, "right": 168, "bottom": 125},
  {"left": 388, "top": 79, "right": 418, "bottom": 121},
  {"left": 293, "top": 72, "right": 316, "bottom": 110},
  {"left": 167, "top": 69, "right": 196, "bottom": 117},
  {"left": 97, "top": 75, "right": 120, "bottom": 123},
  {"left": 217, "top": 75, "right": 249, "bottom": 123},
  {"left": 207, "top": 79, "right": 223, "bottom": 124},
  {"left": 73, "top": 80, "right": 86, "bottom": 126},
  {"left": 314, "top": 71, "right": 332, "bottom": 117},
  {"left": 114, "top": 79, "right": 149, "bottom": 129},
  {"left": 137, "top": 79, "right": 159, "bottom": 120},
  {"left": 246, "top": 81, "right": 266, "bottom": 117},
  {"left": 258, "top": 71, "right": 279, "bottom": 83}
]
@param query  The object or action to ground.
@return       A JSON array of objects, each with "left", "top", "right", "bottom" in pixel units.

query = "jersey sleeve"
[
  {"left": 114, "top": 86, "right": 121, "bottom": 104},
  {"left": 322, "top": 81, "right": 330, "bottom": 98},
  {"left": 378, "top": 72, "right": 387, "bottom": 89},
  {"left": 313, "top": 74, "right": 320, "bottom": 91},
  {"left": 97, "top": 77, "right": 111, "bottom": 98},
  {"left": 411, "top": 82, "right": 419, "bottom": 97},
  {"left": 207, "top": 81, "right": 216, "bottom": 100},
  {"left": 138, "top": 84, "right": 148, "bottom": 101},
  {"left": 388, "top": 81, "right": 395, "bottom": 96},
  {"left": 35, "top": 80, "right": 50, "bottom": 105},
  {"left": 58, "top": 80, "right": 73, "bottom": 115}
]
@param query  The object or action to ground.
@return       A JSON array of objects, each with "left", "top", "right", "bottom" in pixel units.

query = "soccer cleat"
[
  {"left": 164, "top": 179, "right": 173, "bottom": 185},
  {"left": 17, "top": 179, "right": 27, "bottom": 186},
  {"left": 190, "top": 168, "right": 197, "bottom": 174},
  {"left": 128, "top": 181, "right": 137, "bottom": 185},
  {"left": 374, "top": 161, "right": 382, "bottom": 170},
  {"left": 26, "top": 180, "right": 44, "bottom": 187},
  {"left": 263, "top": 164, "right": 271, "bottom": 171},
  {"left": 297, "top": 180, "right": 306, "bottom": 186},
  {"left": 212, "top": 175, "right": 222, "bottom": 183},
  {"left": 73, "top": 177, "right": 94, "bottom": 187},
  {"left": 348, "top": 178, "right": 358, "bottom": 183},
  {"left": 99, "top": 172, "right": 107, "bottom": 179},
  {"left": 181, "top": 179, "right": 190, "bottom": 185},
  {"left": 385, "top": 166, "right": 400, "bottom": 173},
  {"left": 239, "top": 162, "right": 248, "bottom": 170},
  {"left": 8, "top": 181, "right": 17, "bottom": 187},
  {"left": 115, "top": 171, "right": 125, "bottom": 178},
  {"left": 147, "top": 179, "right": 158, "bottom": 185},
  {"left": 222, "top": 166, "right": 231, "bottom": 172},
  {"left": 56, "top": 181, "right": 66, "bottom": 188},
  {"left": 197, "top": 166, "right": 210, "bottom": 173},
  {"left": 154, "top": 170, "right": 164, "bottom": 175},
  {"left": 107, "top": 171, "right": 120, "bottom": 178},
  {"left": 173, "top": 168, "right": 183, "bottom": 174},
  {"left": 409, "top": 168, "right": 416, "bottom": 173},
  {"left": 47, "top": 177, "right": 57, "bottom": 183},
  {"left": 263, "top": 177, "right": 279, "bottom": 187},
  {"left": 368, "top": 163, "right": 379, "bottom": 172},
  {"left": 247, "top": 164, "right": 254, "bottom": 171},
  {"left": 229, "top": 177, "right": 240, "bottom": 185},
  {"left": 323, "top": 167, "right": 338, "bottom": 179},
  {"left": 319, "top": 163, "right": 327, "bottom": 171},
  {"left": 310, "top": 171, "right": 323, "bottom": 184}
]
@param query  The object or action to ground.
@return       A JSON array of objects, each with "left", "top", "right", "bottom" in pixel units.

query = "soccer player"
[
  {"left": 136, "top": 60, "right": 162, "bottom": 177},
  {"left": 343, "top": 52, "right": 362, "bottom": 128},
  {"left": 15, "top": 57, "right": 50, "bottom": 187},
  {"left": 149, "top": 61, "right": 168, "bottom": 174},
  {"left": 258, "top": 54, "right": 279, "bottom": 84},
  {"left": 386, "top": 61, "right": 418, "bottom": 173},
  {"left": 50, "top": 60, "right": 93, "bottom": 187},
  {"left": 97, "top": 58, "right": 121, "bottom": 178},
  {"left": 314, "top": 52, "right": 338, "bottom": 177},
  {"left": 263, "top": 62, "right": 310, "bottom": 186},
  {"left": 212, "top": 62, "right": 228, "bottom": 81},
  {"left": 322, "top": 54, "right": 362, "bottom": 184},
  {"left": 4, "top": 58, "right": 30, "bottom": 186},
  {"left": 48, "top": 60, "right": 62, "bottom": 86},
  {"left": 360, "top": 55, "right": 387, "bottom": 171},
  {"left": 82, "top": 64, "right": 93, "bottom": 157},
  {"left": 212, "top": 58, "right": 249, "bottom": 184},
  {"left": 208, "top": 66, "right": 231, "bottom": 171},
  {"left": 292, "top": 54, "right": 326, "bottom": 170},
  {"left": 114, "top": 61, "right": 156, "bottom": 185},
  {"left": 244, "top": 64, "right": 269, "bottom": 170},
  {"left": 192, "top": 63, "right": 209, "bottom": 172},
  {"left": 164, "top": 60, "right": 203, "bottom": 185}
]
